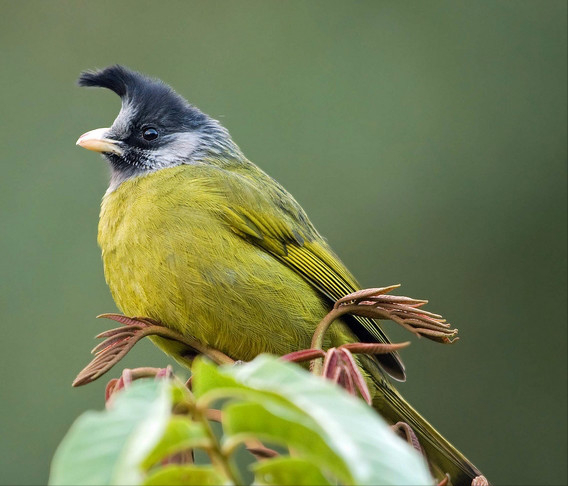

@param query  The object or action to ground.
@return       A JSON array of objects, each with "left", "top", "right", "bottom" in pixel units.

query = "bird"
[{"left": 76, "top": 65, "right": 484, "bottom": 485}]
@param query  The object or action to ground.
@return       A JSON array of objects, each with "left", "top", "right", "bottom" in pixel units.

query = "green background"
[{"left": 0, "top": 1, "right": 566, "bottom": 484}]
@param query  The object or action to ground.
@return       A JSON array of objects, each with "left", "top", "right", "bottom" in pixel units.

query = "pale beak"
[{"left": 76, "top": 128, "right": 123, "bottom": 156}]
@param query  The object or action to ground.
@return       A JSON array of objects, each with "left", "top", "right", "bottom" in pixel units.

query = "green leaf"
[
  {"left": 49, "top": 379, "right": 172, "bottom": 485},
  {"left": 143, "top": 465, "right": 225, "bottom": 485},
  {"left": 253, "top": 457, "right": 332, "bottom": 485},
  {"left": 192, "top": 358, "right": 242, "bottom": 398},
  {"left": 203, "top": 355, "right": 434, "bottom": 486},
  {"left": 223, "top": 401, "right": 349, "bottom": 481},
  {"left": 141, "top": 416, "right": 210, "bottom": 470},
  {"left": 170, "top": 381, "right": 195, "bottom": 407}
]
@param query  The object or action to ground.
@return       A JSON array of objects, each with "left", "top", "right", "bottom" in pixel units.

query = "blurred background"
[{"left": 0, "top": 1, "right": 566, "bottom": 484}]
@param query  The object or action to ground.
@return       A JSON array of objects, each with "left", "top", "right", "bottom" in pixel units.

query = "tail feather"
[{"left": 372, "top": 375, "right": 484, "bottom": 486}]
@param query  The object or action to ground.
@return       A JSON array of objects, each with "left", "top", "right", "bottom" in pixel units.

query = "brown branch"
[
  {"left": 333, "top": 286, "right": 459, "bottom": 344},
  {"left": 73, "top": 314, "right": 234, "bottom": 387},
  {"left": 73, "top": 285, "right": 456, "bottom": 389}
]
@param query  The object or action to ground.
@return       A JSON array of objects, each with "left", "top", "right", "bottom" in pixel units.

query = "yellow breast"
[{"left": 98, "top": 165, "right": 334, "bottom": 361}]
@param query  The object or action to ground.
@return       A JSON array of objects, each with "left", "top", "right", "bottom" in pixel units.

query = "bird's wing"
[{"left": 216, "top": 165, "right": 405, "bottom": 380}]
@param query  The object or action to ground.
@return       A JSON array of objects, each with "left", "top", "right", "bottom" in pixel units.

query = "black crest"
[
  {"left": 77, "top": 65, "right": 181, "bottom": 106},
  {"left": 78, "top": 65, "right": 207, "bottom": 130},
  {"left": 78, "top": 64, "right": 136, "bottom": 98}
]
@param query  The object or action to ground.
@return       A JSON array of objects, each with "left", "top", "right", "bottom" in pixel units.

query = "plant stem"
[
  {"left": 310, "top": 307, "right": 349, "bottom": 375},
  {"left": 194, "top": 407, "right": 245, "bottom": 486}
]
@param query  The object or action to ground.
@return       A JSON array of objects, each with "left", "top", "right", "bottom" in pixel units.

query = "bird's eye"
[{"left": 142, "top": 127, "right": 159, "bottom": 141}]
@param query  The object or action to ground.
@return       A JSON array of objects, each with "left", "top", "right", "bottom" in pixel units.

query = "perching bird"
[{"left": 76, "top": 65, "right": 484, "bottom": 485}]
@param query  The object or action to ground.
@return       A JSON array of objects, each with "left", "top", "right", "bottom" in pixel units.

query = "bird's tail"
[{"left": 372, "top": 377, "right": 485, "bottom": 486}]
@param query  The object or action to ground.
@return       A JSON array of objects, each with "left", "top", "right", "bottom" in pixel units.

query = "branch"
[
  {"left": 73, "top": 314, "right": 234, "bottom": 387},
  {"left": 73, "top": 285, "right": 456, "bottom": 387},
  {"left": 333, "top": 285, "right": 459, "bottom": 344}
]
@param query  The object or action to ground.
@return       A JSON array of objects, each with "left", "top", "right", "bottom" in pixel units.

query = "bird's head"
[{"left": 76, "top": 65, "right": 241, "bottom": 190}]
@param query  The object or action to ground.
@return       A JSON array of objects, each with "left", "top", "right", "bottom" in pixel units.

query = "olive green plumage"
[
  {"left": 99, "top": 162, "right": 355, "bottom": 361},
  {"left": 98, "top": 162, "right": 480, "bottom": 485},
  {"left": 78, "top": 65, "right": 484, "bottom": 485}
]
